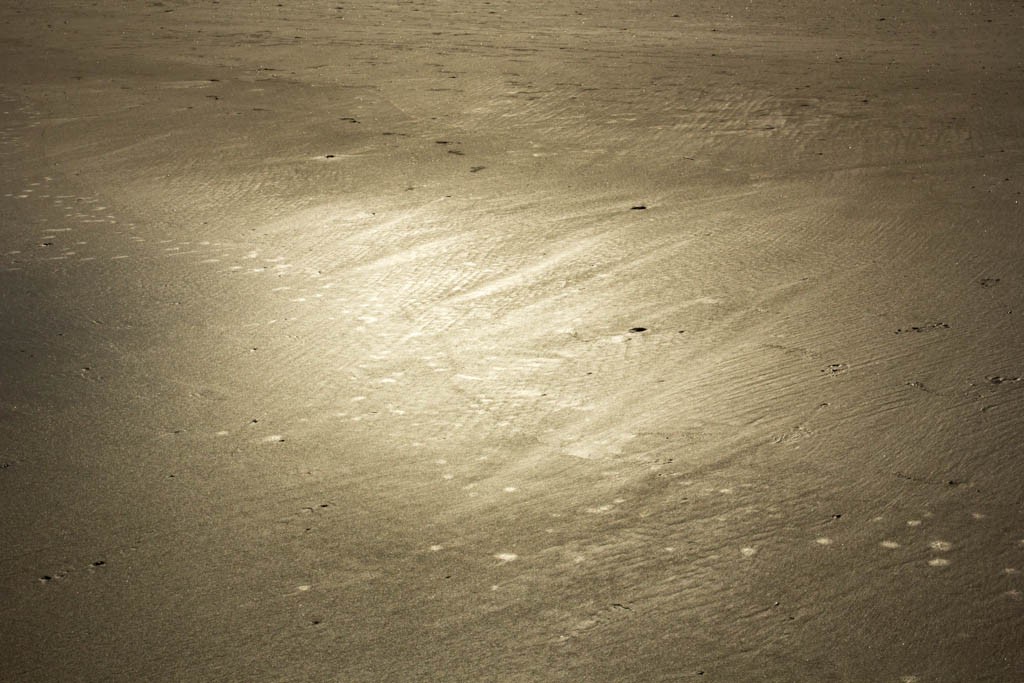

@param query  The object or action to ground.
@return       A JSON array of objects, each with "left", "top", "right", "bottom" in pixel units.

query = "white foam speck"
[
  {"left": 429, "top": 545, "right": 443, "bottom": 552},
  {"left": 494, "top": 553, "right": 518, "bottom": 563},
  {"left": 928, "top": 558, "right": 950, "bottom": 567},
  {"left": 907, "top": 520, "right": 922, "bottom": 527},
  {"left": 815, "top": 537, "right": 833, "bottom": 546},
  {"left": 880, "top": 540, "right": 900, "bottom": 549},
  {"left": 929, "top": 540, "right": 953, "bottom": 552},
  {"left": 740, "top": 547, "right": 757, "bottom": 557}
]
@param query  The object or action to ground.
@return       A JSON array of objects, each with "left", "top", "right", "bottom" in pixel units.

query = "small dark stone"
[
  {"left": 324, "top": 154, "right": 335, "bottom": 159},
  {"left": 629, "top": 327, "right": 647, "bottom": 333},
  {"left": 630, "top": 205, "right": 647, "bottom": 210}
]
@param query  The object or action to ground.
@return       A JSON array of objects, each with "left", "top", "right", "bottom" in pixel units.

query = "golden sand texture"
[{"left": 1, "top": 1, "right": 1022, "bottom": 680}]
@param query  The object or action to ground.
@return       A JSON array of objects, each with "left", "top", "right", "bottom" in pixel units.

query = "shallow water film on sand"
[{"left": 1, "top": 1, "right": 1023, "bottom": 680}]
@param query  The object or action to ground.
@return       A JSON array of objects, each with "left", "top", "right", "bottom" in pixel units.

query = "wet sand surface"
[{"left": 1, "top": 1, "right": 1023, "bottom": 680}]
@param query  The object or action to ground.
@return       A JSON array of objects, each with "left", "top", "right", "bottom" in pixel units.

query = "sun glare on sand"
[{"left": 2, "top": 0, "right": 1023, "bottom": 681}]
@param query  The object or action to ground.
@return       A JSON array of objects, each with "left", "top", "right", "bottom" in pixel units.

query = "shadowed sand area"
[{"left": 2, "top": 1, "right": 1023, "bottom": 680}]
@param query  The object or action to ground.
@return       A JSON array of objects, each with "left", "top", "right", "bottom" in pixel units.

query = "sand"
[{"left": 1, "top": 1, "right": 1022, "bottom": 680}]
